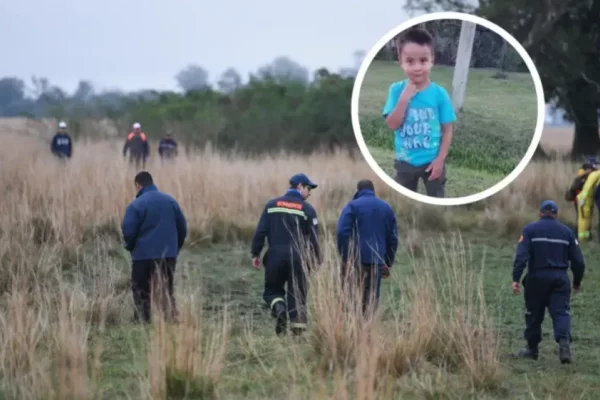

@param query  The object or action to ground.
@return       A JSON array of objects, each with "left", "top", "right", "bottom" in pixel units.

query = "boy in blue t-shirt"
[{"left": 382, "top": 27, "right": 457, "bottom": 198}]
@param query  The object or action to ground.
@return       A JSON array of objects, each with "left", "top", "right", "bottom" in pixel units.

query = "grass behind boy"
[{"left": 382, "top": 27, "right": 457, "bottom": 198}]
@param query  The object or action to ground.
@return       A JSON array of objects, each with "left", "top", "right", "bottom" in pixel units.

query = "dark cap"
[
  {"left": 289, "top": 173, "right": 317, "bottom": 189},
  {"left": 539, "top": 200, "right": 558, "bottom": 213}
]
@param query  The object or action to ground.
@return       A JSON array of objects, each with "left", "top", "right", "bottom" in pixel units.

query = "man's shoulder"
[
  {"left": 352, "top": 196, "right": 393, "bottom": 211},
  {"left": 302, "top": 200, "right": 316, "bottom": 214}
]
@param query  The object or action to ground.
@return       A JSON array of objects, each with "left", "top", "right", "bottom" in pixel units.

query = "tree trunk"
[{"left": 570, "top": 85, "right": 600, "bottom": 159}]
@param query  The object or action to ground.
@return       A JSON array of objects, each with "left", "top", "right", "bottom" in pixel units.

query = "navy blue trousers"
[
  {"left": 262, "top": 250, "right": 308, "bottom": 327},
  {"left": 523, "top": 269, "right": 572, "bottom": 347}
]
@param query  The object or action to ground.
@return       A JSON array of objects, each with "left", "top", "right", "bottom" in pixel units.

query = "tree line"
[{"left": 1, "top": 1, "right": 599, "bottom": 160}]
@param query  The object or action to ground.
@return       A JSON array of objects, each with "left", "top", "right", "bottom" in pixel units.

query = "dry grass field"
[{"left": 1, "top": 122, "right": 600, "bottom": 399}]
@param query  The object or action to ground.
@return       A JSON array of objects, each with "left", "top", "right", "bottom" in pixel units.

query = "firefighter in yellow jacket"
[{"left": 575, "top": 158, "right": 600, "bottom": 241}]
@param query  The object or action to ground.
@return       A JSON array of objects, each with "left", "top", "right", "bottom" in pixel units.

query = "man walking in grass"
[
  {"left": 121, "top": 171, "right": 188, "bottom": 324},
  {"left": 382, "top": 27, "right": 456, "bottom": 198},
  {"left": 512, "top": 200, "right": 585, "bottom": 364},
  {"left": 336, "top": 179, "right": 398, "bottom": 318},
  {"left": 250, "top": 173, "right": 322, "bottom": 336}
]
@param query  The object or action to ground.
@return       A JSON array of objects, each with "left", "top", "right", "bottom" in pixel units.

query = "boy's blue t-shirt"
[{"left": 382, "top": 80, "right": 457, "bottom": 167}]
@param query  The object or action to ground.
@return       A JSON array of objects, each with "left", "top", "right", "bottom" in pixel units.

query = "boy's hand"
[
  {"left": 425, "top": 157, "right": 444, "bottom": 181},
  {"left": 400, "top": 81, "right": 418, "bottom": 103}
]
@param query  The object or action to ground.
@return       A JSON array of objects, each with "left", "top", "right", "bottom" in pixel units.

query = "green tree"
[{"left": 405, "top": 0, "right": 600, "bottom": 158}]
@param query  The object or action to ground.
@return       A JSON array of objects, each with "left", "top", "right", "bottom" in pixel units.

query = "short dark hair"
[
  {"left": 396, "top": 27, "right": 434, "bottom": 55},
  {"left": 135, "top": 171, "right": 153, "bottom": 187},
  {"left": 357, "top": 179, "right": 375, "bottom": 192}
]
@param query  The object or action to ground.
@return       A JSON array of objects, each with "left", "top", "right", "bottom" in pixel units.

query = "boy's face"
[{"left": 399, "top": 42, "right": 434, "bottom": 85}]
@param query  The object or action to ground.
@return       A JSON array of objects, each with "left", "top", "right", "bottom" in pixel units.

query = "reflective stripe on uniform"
[
  {"left": 267, "top": 207, "right": 307, "bottom": 219},
  {"left": 270, "top": 297, "right": 285, "bottom": 310},
  {"left": 531, "top": 238, "right": 569, "bottom": 245},
  {"left": 290, "top": 322, "right": 307, "bottom": 329}
]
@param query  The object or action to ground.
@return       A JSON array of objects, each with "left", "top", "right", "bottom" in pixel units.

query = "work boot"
[
  {"left": 291, "top": 327, "right": 305, "bottom": 336},
  {"left": 518, "top": 345, "right": 539, "bottom": 360},
  {"left": 273, "top": 303, "right": 287, "bottom": 336},
  {"left": 559, "top": 339, "right": 572, "bottom": 364}
]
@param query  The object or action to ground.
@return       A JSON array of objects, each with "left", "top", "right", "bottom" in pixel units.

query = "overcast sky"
[{"left": 0, "top": 0, "right": 413, "bottom": 93}]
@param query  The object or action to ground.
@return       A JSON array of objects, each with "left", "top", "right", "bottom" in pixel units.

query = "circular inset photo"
[{"left": 351, "top": 12, "right": 545, "bottom": 206}]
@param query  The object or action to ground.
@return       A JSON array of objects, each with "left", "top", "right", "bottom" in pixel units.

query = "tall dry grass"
[{"left": 0, "top": 131, "right": 582, "bottom": 398}]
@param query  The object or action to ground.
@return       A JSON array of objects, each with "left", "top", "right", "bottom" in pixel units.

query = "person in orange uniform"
[{"left": 123, "top": 122, "right": 150, "bottom": 169}]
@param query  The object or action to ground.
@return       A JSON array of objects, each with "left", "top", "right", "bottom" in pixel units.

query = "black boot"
[
  {"left": 273, "top": 303, "right": 287, "bottom": 336},
  {"left": 518, "top": 345, "right": 539, "bottom": 360},
  {"left": 559, "top": 338, "right": 572, "bottom": 364}
]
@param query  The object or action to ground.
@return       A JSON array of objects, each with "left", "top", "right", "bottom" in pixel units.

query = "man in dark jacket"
[
  {"left": 123, "top": 122, "right": 150, "bottom": 169},
  {"left": 121, "top": 171, "right": 188, "bottom": 323},
  {"left": 512, "top": 200, "right": 585, "bottom": 364},
  {"left": 250, "top": 173, "right": 322, "bottom": 336},
  {"left": 336, "top": 179, "right": 399, "bottom": 318},
  {"left": 158, "top": 132, "right": 178, "bottom": 162},
  {"left": 51, "top": 121, "right": 73, "bottom": 160}
]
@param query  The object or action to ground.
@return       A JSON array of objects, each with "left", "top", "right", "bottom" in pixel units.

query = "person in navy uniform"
[
  {"left": 121, "top": 171, "right": 188, "bottom": 323},
  {"left": 250, "top": 173, "right": 322, "bottom": 336},
  {"left": 158, "top": 132, "right": 178, "bottom": 162},
  {"left": 512, "top": 200, "right": 586, "bottom": 364},
  {"left": 336, "top": 179, "right": 398, "bottom": 318},
  {"left": 51, "top": 121, "right": 72, "bottom": 160}
]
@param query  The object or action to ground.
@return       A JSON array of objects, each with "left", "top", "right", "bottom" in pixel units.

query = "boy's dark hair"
[
  {"left": 135, "top": 171, "right": 153, "bottom": 187},
  {"left": 396, "top": 27, "right": 434, "bottom": 55}
]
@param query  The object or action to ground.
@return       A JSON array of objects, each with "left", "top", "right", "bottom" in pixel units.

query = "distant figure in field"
[
  {"left": 121, "top": 171, "right": 188, "bottom": 324},
  {"left": 158, "top": 132, "right": 178, "bottom": 162},
  {"left": 123, "top": 122, "right": 150, "bottom": 169},
  {"left": 382, "top": 27, "right": 456, "bottom": 198},
  {"left": 51, "top": 121, "right": 73, "bottom": 160},
  {"left": 566, "top": 157, "right": 600, "bottom": 239}
]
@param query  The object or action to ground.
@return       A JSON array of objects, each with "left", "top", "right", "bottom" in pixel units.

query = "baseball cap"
[
  {"left": 133, "top": 122, "right": 141, "bottom": 129},
  {"left": 289, "top": 173, "right": 317, "bottom": 189},
  {"left": 58, "top": 121, "right": 67, "bottom": 129},
  {"left": 539, "top": 200, "right": 558, "bottom": 213}
]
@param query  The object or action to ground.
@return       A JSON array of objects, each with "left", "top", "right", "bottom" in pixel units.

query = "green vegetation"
[
  {"left": 358, "top": 61, "right": 538, "bottom": 197},
  {"left": 55, "top": 235, "right": 600, "bottom": 399}
]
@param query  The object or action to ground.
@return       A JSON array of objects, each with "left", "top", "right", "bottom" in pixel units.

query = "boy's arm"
[{"left": 383, "top": 82, "right": 414, "bottom": 131}]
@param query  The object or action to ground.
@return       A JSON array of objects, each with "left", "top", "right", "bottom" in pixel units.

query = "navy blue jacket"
[
  {"left": 51, "top": 132, "right": 72, "bottom": 158},
  {"left": 336, "top": 189, "right": 398, "bottom": 267},
  {"left": 513, "top": 215, "right": 585, "bottom": 286},
  {"left": 251, "top": 189, "right": 322, "bottom": 265},
  {"left": 121, "top": 184, "right": 188, "bottom": 261},
  {"left": 158, "top": 138, "right": 178, "bottom": 158}
]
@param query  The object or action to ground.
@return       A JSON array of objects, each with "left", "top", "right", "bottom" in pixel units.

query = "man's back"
[
  {"left": 251, "top": 189, "right": 319, "bottom": 258},
  {"left": 52, "top": 133, "right": 72, "bottom": 157},
  {"left": 122, "top": 185, "right": 187, "bottom": 261},
  {"left": 159, "top": 138, "right": 177, "bottom": 157},
  {"left": 515, "top": 216, "right": 584, "bottom": 280},
  {"left": 337, "top": 189, "right": 398, "bottom": 266}
]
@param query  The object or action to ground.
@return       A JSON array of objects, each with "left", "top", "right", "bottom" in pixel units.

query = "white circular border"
[{"left": 351, "top": 11, "right": 546, "bottom": 206}]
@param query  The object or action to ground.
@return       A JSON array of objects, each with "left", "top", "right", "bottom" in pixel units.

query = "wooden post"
[{"left": 452, "top": 21, "right": 477, "bottom": 112}]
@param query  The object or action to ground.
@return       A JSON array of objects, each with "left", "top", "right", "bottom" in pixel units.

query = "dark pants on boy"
[
  {"left": 131, "top": 258, "right": 178, "bottom": 323},
  {"left": 394, "top": 160, "right": 446, "bottom": 198},
  {"left": 341, "top": 262, "right": 382, "bottom": 319}
]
